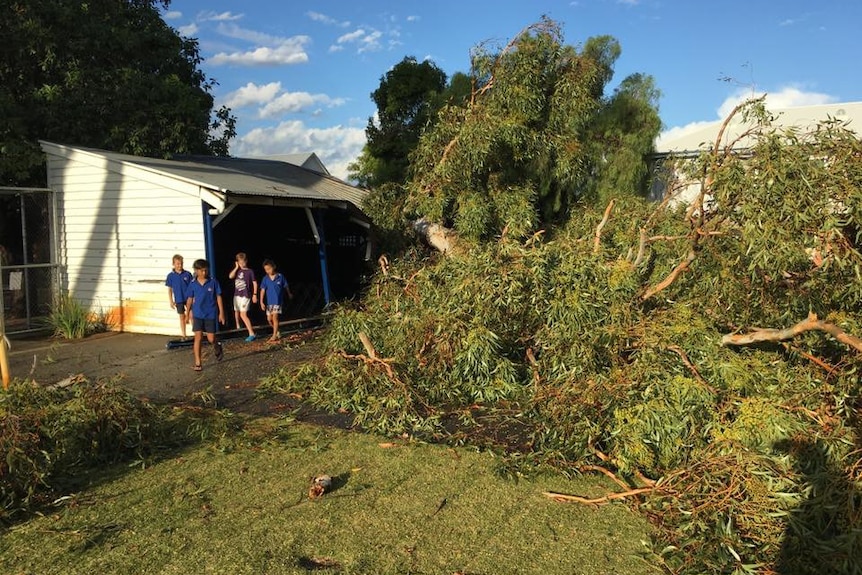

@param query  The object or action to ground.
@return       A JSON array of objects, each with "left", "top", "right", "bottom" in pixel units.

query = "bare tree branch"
[
  {"left": 593, "top": 199, "right": 615, "bottom": 254},
  {"left": 722, "top": 313, "right": 862, "bottom": 354},
  {"left": 642, "top": 249, "right": 697, "bottom": 301}
]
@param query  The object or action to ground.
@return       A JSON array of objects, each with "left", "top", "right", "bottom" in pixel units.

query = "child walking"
[
  {"left": 165, "top": 254, "right": 193, "bottom": 339},
  {"left": 186, "top": 258, "right": 225, "bottom": 371},
  {"left": 259, "top": 258, "right": 292, "bottom": 343},
  {"left": 229, "top": 252, "right": 258, "bottom": 342}
]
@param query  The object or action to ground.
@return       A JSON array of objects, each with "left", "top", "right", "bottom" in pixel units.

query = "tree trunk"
[{"left": 413, "top": 218, "right": 458, "bottom": 254}]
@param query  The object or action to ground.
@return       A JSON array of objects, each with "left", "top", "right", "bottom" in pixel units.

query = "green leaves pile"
[{"left": 267, "top": 99, "right": 862, "bottom": 573}]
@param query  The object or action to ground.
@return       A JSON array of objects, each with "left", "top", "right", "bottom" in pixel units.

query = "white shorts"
[
  {"left": 234, "top": 295, "right": 251, "bottom": 312},
  {"left": 265, "top": 304, "right": 282, "bottom": 316}
]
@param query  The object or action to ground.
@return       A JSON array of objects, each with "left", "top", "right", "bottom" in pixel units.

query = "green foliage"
[
  {"left": 45, "top": 292, "right": 111, "bottom": 339},
  {"left": 349, "top": 56, "right": 449, "bottom": 188},
  {"left": 0, "top": 378, "right": 237, "bottom": 522},
  {"left": 265, "top": 102, "right": 862, "bottom": 573},
  {"left": 0, "top": 0, "right": 236, "bottom": 186},
  {"left": 586, "top": 73, "right": 663, "bottom": 205},
  {"left": 405, "top": 19, "right": 661, "bottom": 240},
  {"left": 46, "top": 292, "right": 89, "bottom": 339}
]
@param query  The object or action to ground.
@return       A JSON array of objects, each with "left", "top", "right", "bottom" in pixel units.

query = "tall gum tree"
[{"left": 404, "top": 18, "right": 662, "bottom": 244}]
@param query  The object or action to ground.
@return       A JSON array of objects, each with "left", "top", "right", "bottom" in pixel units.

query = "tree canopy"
[
  {"left": 350, "top": 57, "right": 452, "bottom": 189},
  {"left": 403, "top": 19, "right": 662, "bottom": 242},
  {"left": 0, "top": 0, "right": 236, "bottom": 186}
]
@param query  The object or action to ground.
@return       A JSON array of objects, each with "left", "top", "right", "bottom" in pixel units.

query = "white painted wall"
[{"left": 45, "top": 148, "right": 208, "bottom": 335}]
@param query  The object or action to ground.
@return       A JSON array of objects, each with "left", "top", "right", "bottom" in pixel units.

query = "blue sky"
[{"left": 162, "top": 0, "right": 862, "bottom": 179}]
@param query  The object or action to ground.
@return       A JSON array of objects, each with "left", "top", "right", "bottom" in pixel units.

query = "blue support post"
[
  {"left": 202, "top": 203, "right": 215, "bottom": 266},
  {"left": 315, "top": 209, "right": 332, "bottom": 307}
]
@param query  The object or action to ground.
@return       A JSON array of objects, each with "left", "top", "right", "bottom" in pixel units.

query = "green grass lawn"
[{"left": 0, "top": 420, "right": 657, "bottom": 574}]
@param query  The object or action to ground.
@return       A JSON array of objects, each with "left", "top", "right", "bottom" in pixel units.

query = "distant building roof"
[
  {"left": 247, "top": 152, "right": 330, "bottom": 175},
  {"left": 41, "top": 142, "right": 367, "bottom": 213},
  {"left": 655, "top": 101, "right": 862, "bottom": 156}
]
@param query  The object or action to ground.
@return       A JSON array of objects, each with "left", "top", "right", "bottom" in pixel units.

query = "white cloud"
[
  {"left": 234, "top": 121, "right": 367, "bottom": 180},
  {"left": 659, "top": 86, "right": 839, "bottom": 146},
  {"left": 618, "top": 0, "right": 640, "bottom": 5},
  {"left": 307, "top": 11, "right": 351, "bottom": 27},
  {"left": 164, "top": 10, "right": 182, "bottom": 20},
  {"left": 215, "top": 23, "right": 296, "bottom": 46},
  {"left": 358, "top": 30, "right": 383, "bottom": 53},
  {"left": 205, "top": 23, "right": 312, "bottom": 66},
  {"left": 779, "top": 18, "right": 796, "bottom": 26},
  {"left": 223, "top": 82, "right": 283, "bottom": 109},
  {"left": 334, "top": 28, "right": 383, "bottom": 53},
  {"left": 259, "top": 92, "right": 347, "bottom": 118},
  {"left": 211, "top": 45, "right": 309, "bottom": 65},
  {"left": 328, "top": 44, "right": 345, "bottom": 53},
  {"left": 716, "top": 86, "right": 836, "bottom": 118},
  {"left": 337, "top": 29, "right": 367, "bottom": 43},
  {"left": 178, "top": 23, "right": 198, "bottom": 37},
  {"left": 198, "top": 11, "right": 243, "bottom": 22},
  {"left": 406, "top": 15, "right": 420, "bottom": 22}
]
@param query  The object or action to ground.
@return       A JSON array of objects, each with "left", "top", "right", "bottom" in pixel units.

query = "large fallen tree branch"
[{"left": 721, "top": 312, "right": 862, "bottom": 354}]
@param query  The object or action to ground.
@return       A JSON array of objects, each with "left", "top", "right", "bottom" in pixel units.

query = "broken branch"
[
  {"left": 642, "top": 249, "right": 697, "bottom": 301},
  {"left": 722, "top": 313, "right": 862, "bottom": 354},
  {"left": 593, "top": 199, "right": 615, "bottom": 254},
  {"left": 542, "top": 486, "right": 656, "bottom": 505}
]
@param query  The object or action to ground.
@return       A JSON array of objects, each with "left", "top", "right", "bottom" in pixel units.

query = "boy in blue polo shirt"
[
  {"left": 186, "top": 258, "right": 225, "bottom": 371},
  {"left": 165, "top": 254, "right": 193, "bottom": 338},
  {"left": 259, "top": 258, "right": 292, "bottom": 343}
]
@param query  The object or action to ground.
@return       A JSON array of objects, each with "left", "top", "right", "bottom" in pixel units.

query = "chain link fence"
[{"left": 1, "top": 187, "right": 58, "bottom": 333}]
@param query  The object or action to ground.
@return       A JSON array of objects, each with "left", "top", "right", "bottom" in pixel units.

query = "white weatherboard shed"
[
  {"left": 651, "top": 101, "right": 862, "bottom": 204},
  {"left": 40, "top": 141, "right": 368, "bottom": 335}
]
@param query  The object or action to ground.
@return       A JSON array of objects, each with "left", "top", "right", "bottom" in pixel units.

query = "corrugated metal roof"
[
  {"left": 166, "top": 154, "right": 365, "bottom": 207},
  {"left": 655, "top": 101, "right": 862, "bottom": 155},
  {"left": 51, "top": 144, "right": 367, "bottom": 211}
]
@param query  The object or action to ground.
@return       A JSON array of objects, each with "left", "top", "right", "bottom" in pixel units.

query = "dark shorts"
[
  {"left": 175, "top": 302, "right": 187, "bottom": 314},
  {"left": 192, "top": 317, "right": 217, "bottom": 334}
]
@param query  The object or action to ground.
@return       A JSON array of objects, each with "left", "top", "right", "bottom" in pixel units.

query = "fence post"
[{"left": 0, "top": 287, "right": 9, "bottom": 390}]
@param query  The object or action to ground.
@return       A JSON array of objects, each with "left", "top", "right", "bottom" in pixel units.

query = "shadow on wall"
[{"left": 775, "top": 432, "right": 862, "bottom": 574}]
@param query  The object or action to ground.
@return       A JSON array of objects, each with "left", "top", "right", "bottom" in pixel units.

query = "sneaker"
[
  {"left": 245, "top": 335, "right": 256, "bottom": 342},
  {"left": 214, "top": 341, "right": 224, "bottom": 361}
]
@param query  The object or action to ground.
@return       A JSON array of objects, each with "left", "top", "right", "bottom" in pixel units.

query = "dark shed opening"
[{"left": 211, "top": 203, "right": 369, "bottom": 325}]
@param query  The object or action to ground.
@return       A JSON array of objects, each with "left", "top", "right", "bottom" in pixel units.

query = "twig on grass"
[{"left": 542, "top": 486, "right": 657, "bottom": 505}]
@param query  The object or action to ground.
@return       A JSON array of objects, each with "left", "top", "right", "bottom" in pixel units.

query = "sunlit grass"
[{"left": 0, "top": 420, "right": 656, "bottom": 574}]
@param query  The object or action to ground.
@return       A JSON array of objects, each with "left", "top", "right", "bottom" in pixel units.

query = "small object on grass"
[
  {"left": 46, "top": 373, "right": 87, "bottom": 389},
  {"left": 308, "top": 474, "right": 332, "bottom": 499}
]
